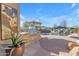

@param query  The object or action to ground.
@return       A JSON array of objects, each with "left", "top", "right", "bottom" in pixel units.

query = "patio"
[
  {"left": 23, "top": 34, "right": 79, "bottom": 56},
  {"left": 23, "top": 38, "right": 69, "bottom": 56},
  {"left": 0, "top": 34, "right": 79, "bottom": 56}
]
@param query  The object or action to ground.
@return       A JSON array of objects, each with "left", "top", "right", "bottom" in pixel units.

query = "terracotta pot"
[{"left": 11, "top": 44, "right": 25, "bottom": 56}]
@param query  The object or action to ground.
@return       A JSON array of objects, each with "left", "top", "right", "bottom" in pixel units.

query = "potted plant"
[{"left": 6, "top": 33, "right": 26, "bottom": 56}]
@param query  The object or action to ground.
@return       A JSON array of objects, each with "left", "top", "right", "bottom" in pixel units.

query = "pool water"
[{"left": 51, "top": 32, "right": 65, "bottom": 36}]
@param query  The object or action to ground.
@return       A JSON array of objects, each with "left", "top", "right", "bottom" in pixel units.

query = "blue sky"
[{"left": 20, "top": 3, "right": 79, "bottom": 27}]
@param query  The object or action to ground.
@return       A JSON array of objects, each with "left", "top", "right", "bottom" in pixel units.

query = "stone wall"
[
  {"left": 0, "top": 4, "right": 1, "bottom": 40},
  {"left": 0, "top": 3, "right": 20, "bottom": 40}
]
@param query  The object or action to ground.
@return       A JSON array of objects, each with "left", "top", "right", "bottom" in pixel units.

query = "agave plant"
[{"left": 11, "top": 33, "right": 25, "bottom": 47}]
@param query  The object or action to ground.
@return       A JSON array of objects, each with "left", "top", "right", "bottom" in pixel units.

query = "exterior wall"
[
  {"left": 0, "top": 4, "right": 1, "bottom": 40},
  {"left": 5, "top": 3, "right": 20, "bottom": 33},
  {"left": 0, "top": 3, "right": 20, "bottom": 40}
]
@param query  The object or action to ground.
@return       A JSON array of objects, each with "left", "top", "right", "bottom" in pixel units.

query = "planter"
[
  {"left": 9, "top": 32, "right": 26, "bottom": 56},
  {"left": 5, "top": 44, "right": 25, "bottom": 56},
  {"left": 11, "top": 44, "right": 25, "bottom": 56}
]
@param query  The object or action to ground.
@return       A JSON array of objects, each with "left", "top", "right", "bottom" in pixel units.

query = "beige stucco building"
[{"left": 0, "top": 3, "right": 20, "bottom": 40}]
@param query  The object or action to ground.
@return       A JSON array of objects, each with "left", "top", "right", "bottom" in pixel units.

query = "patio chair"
[{"left": 59, "top": 46, "right": 79, "bottom": 56}]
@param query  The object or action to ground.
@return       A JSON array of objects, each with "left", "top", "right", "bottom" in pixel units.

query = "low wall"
[{"left": 21, "top": 32, "right": 41, "bottom": 43}]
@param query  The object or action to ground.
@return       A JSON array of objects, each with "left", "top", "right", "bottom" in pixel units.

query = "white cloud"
[
  {"left": 20, "top": 14, "right": 26, "bottom": 20},
  {"left": 71, "top": 3, "right": 76, "bottom": 8},
  {"left": 20, "top": 7, "right": 79, "bottom": 27},
  {"left": 20, "top": 14, "right": 28, "bottom": 27},
  {"left": 20, "top": 14, "right": 41, "bottom": 27},
  {"left": 37, "top": 8, "right": 79, "bottom": 27},
  {"left": 37, "top": 15, "right": 68, "bottom": 27},
  {"left": 75, "top": 8, "right": 79, "bottom": 17},
  {"left": 36, "top": 8, "right": 43, "bottom": 16}
]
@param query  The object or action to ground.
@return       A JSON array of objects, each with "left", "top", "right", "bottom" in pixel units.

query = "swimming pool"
[{"left": 51, "top": 32, "right": 65, "bottom": 36}]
